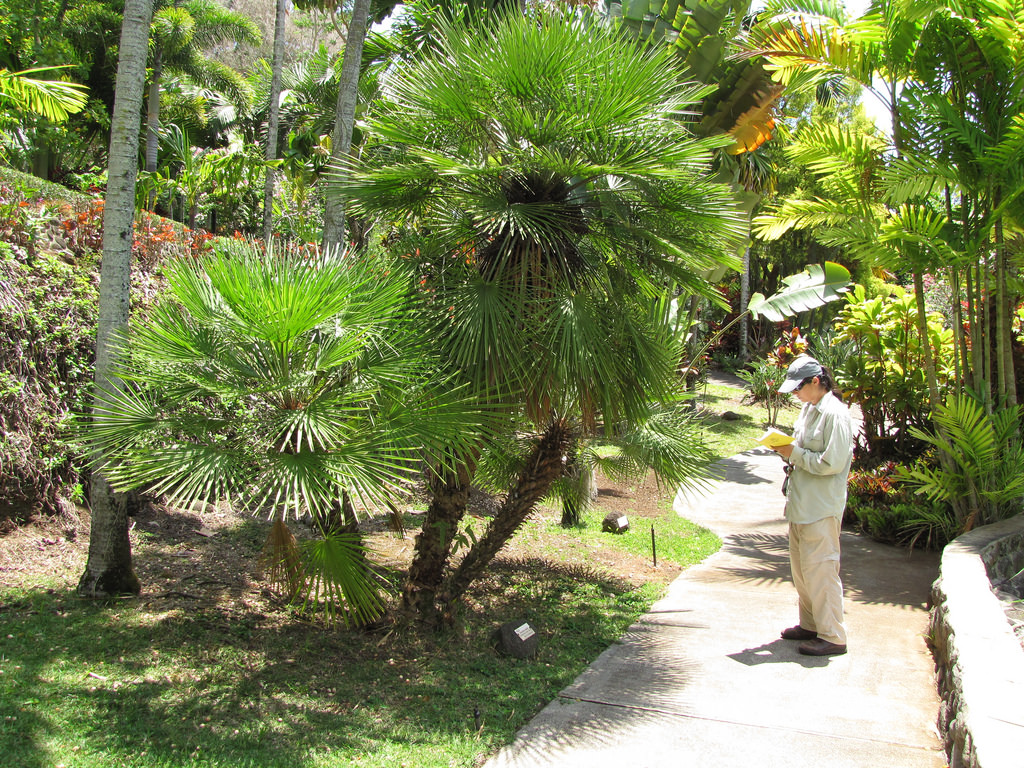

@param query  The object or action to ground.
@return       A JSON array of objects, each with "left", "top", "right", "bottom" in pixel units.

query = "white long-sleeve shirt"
[{"left": 785, "top": 390, "right": 854, "bottom": 525}]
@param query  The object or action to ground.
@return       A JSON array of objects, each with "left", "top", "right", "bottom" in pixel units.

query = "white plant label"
[{"left": 514, "top": 623, "right": 535, "bottom": 641}]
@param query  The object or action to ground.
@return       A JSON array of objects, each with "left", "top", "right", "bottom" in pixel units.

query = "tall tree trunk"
[
  {"left": 439, "top": 418, "right": 572, "bottom": 612},
  {"left": 993, "top": 209, "right": 1016, "bottom": 405},
  {"left": 402, "top": 461, "right": 473, "bottom": 624},
  {"left": 969, "top": 261, "right": 985, "bottom": 396},
  {"left": 949, "top": 266, "right": 967, "bottom": 387},
  {"left": 739, "top": 245, "right": 750, "bottom": 361},
  {"left": 144, "top": 51, "right": 162, "bottom": 176},
  {"left": 321, "top": 0, "right": 371, "bottom": 252},
  {"left": 78, "top": 0, "right": 155, "bottom": 598},
  {"left": 944, "top": 188, "right": 970, "bottom": 390},
  {"left": 982, "top": 257, "right": 993, "bottom": 401},
  {"left": 262, "top": 0, "right": 287, "bottom": 244},
  {"left": 912, "top": 270, "right": 941, "bottom": 410}
]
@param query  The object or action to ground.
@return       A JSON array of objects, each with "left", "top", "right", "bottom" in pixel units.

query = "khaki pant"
[{"left": 789, "top": 516, "right": 847, "bottom": 645}]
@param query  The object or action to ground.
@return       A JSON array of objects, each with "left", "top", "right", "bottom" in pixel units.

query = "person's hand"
[{"left": 773, "top": 443, "right": 795, "bottom": 460}]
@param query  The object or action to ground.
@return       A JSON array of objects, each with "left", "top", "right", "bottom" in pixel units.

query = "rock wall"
[{"left": 930, "top": 515, "right": 1024, "bottom": 768}]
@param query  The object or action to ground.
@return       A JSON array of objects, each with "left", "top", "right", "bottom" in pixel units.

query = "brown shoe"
[
  {"left": 798, "top": 638, "right": 847, "bottom": 656},
  {"left": 780, "top": 625, "right": 817, "bottom": 641}
]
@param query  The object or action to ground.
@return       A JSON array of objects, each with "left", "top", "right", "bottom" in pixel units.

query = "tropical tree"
[
  {"left": 0, "top": 0, "right": 121, "bottom": 177},
  {"left": 0, "top": 66, "right": 89, "bottom": 165},
  {"left": 608, "top": 0, "right": 783, "bottom": 154},
  {"left": 144, "top": 0, "right": 260, "bottom": 176},
  {"left": 737, "top": 0, "right": 1024, "bottom": 407},
  {"left": 262, "top": 0, "right": 288, "bottom": 243},
  {"left": 338, "top": 9, "right": 747, "bottom": 623},
  {"left": 902, "top": 0, "right": 1024, "bottom": 403},
  {"left": 78, "top": 0, "right": 155, "bottom": 599},
  {"left": 82, "top": 241, "right": 485, "bottom": 623},
  {"left": 321, "top": 0, "right": 373, "bottom": 250},
  {"left": 247, "top": 44, "right": 345, "bottom": 240},
  {"left": 736, "top": 0, "right": 943, "bottom": 396}
]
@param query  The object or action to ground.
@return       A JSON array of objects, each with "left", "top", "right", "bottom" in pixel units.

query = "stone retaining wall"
[{"left": 930, "top": 514, "right": 1024, "bottom": 768}]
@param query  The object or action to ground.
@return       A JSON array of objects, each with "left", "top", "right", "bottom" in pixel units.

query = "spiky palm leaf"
[
  {"left": 297, "top": 533, "right": 388, "bottom": 627},
  {"left": 85, "top": 241, "right": 486, "bottom": 623},
  {"left": 340, "top": 10, "right": 744, "bottom": 430}
]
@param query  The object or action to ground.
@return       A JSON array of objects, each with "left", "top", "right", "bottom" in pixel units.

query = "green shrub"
[
  {"left": 0, "top": 239, "right": 97, "bottom": 521},
  {"left": 832, "top": 284, "right": 955, "bottom": 460},
  {"left": 845, "top": 462, "right": 953, "bottom": 549},
  {"left": 896, "top": 394, "right": 1024, "bottom": 534},
  {"left": 847, "top": 496, "right": 955, "bottom": 550},
  {"left": 0, "top": 181, "right": 183, "bottom": 523}
]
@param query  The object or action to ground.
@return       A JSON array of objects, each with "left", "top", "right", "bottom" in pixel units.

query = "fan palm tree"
[
  {"left": 83, "top": 241, "right": 486, "bottom": 624},
  {"left": 337, "top": 9, "right": 747, "bottom": 622}
]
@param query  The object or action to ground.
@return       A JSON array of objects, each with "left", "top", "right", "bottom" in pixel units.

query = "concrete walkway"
[{"left": 483, "top": 447, "right": 946, "bottom": 768}]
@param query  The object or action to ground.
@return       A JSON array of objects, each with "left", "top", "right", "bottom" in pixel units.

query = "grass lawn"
[
  {"left": 0, "top": 377, "right": 777, "bottom": 768},
  {"left": 696, "top": 380, "right": 799, "bottom": 461}
]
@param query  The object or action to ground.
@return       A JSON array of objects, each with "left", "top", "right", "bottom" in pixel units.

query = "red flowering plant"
[{"left": 60, "top": 199, "right": 105, "bottom": 257}]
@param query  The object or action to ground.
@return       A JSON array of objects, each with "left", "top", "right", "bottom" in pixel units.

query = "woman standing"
[{"left": 771, "top": 355, "right": 854, "bottom": 657}]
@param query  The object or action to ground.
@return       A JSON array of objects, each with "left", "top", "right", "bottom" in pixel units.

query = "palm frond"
[
  {"left": 0, "top": 67, "right": 88, "bottom": 122},
  {"left": 737, "top": 13, "right": 875, "bottom": 87},
  {"left": 881, "top": 154, "right": 955, "bottom": 203},
  {"left": 878, "top": 205, "right": 964, "bottom": 268},
  {"left": 298, "top": 533, "right": 388, "bottom": 627},
  {"left": 753, "top": 196, "right": 862, "bottom": 240}
]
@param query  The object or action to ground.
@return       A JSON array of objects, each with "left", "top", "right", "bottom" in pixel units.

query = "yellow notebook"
[{"left": 757, "top": 428, "right": 794, "bottom": 448}]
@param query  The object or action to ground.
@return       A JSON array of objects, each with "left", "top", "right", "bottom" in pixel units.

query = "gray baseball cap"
[{"left": 778, "top": 355, "right": 823, "bottom": 393}]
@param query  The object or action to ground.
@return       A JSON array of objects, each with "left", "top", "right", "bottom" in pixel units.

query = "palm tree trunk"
[
  {"left": 912, "top": 270, "right": 941, "bottom": 409},
  {"left": 322, "top": 0, "right": 371, "bottom": 252},
  {"left": 262, "top": 0, "right": 287, "bottom": 244},
  {"left": 993, "top": 206, "right": 1016, "bottom": 405},
  {"left": 78, "top": 0, "right": 154, "bottom": 598},
  {"left": 739, "top": 246, "right": 751, "bottom": 361},
  {"left": 402, "top": 461, "right": 473, "bottom": 624},
  {"left": 978, "top": 260, "right": 987, "bottom": 403},
  {"left": 439, "top": 418, "right": 572, "bottom": 611},
  {"left": 943, "top": 187, "right": 969, "bottom": 390},
  {"left": 969, "top": 261, "right": 986, "bottom": 396},
  {"left": 145, "top": 51, "right": 162, "bottom": 176},
  {"left": 949, "top": 265, "right": 966, "bottom": 387}
]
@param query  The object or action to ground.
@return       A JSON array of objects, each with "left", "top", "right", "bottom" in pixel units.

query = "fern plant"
[{"left": 896, "top": 394, "right": 1024, "bottom": 534}]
